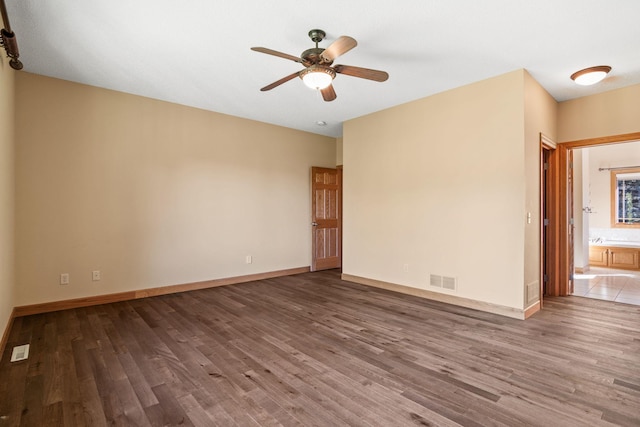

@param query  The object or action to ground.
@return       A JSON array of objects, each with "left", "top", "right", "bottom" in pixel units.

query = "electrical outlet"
[
  {"left": 60, "top": 273, "right": 69, "bottom": 285},
  {"left": 403, "top": 263, "right": 409, "bottom": 272},
  {"left": 92, "top": 270, "right": 101, "bottom": 281},
  {"left": 246, "top": 255, "right": 252, "bottom": 264}
]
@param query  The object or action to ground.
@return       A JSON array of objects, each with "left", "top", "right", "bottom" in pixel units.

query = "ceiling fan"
[{"left": 251, "top": 29, "right": 389, "bottom": 102}]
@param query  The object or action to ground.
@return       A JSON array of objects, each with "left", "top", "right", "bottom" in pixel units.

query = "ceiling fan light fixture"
[
  {"left": 252, "top": 30, "right": 388, "bottom": 101},
  {"left": 570, "top": 65, "right": 611, "bottom": 86},
  {"left": 300, "top": 66, "right": 335, "bottom": 90}
]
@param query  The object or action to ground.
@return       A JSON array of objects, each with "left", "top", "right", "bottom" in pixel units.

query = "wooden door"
[
  {"left": 541, "top": 135, "right": 560, "bottom": 299},
  {"left": 311, "top": 167, "right": 341, "bottom": 271}
]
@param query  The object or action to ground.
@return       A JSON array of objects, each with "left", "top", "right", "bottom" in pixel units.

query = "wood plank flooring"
[{"left": 1, "top": 270, "right": 639, "bottom": 426}]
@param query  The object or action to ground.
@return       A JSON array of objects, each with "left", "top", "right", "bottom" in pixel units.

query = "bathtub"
[
  {"left": 590, "top": 240, "right": 640, "bottom": 248},
  {"left": 588, "top": 240, "right": 640, "bottom": 270}
]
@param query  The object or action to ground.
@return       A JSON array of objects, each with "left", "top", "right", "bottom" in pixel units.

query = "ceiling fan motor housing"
[{"left": 301, "top": 47, "right": 327, "bottom": 65}]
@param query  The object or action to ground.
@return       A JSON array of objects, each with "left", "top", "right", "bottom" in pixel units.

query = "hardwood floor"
[{"left": 1, "top": 270, "right": 639, "bottom": 426}]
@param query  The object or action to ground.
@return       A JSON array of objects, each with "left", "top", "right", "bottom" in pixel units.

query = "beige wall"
[
  {"left": 9, "top": 67, "right": 636, "bottom": 318},
  {"left": 0, "top": 56, "right": 16, "bottom": 337},
  {"left": 558, "top": 83, "right": 640, "bottom": 142},
  {"left": 15, "top": 73, "right": 336, "bottom": 306},
  {"left": 523, "top": 72, "right": 558, "bottom": 306},
  {"left": 343, "top": 70, "right": 543, "bottom": 311}
]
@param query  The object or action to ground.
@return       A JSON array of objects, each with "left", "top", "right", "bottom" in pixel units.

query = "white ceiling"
[{"left": 5, "top": 0, "right": 640, "bottom": 137}]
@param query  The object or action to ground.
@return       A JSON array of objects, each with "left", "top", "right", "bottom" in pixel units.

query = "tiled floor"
[{"left": 573, "top": 267, "right": 640, "bottom": 305}]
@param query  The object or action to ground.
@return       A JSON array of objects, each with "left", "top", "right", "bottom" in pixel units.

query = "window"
[{"left": 612, "top": 168, "right": 640, "bottom": 227}]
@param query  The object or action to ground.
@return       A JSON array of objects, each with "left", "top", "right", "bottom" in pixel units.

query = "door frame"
[
  {"left": 337, "top": 165, "right": 343, "bottom": 269},
  {"left": 550, "top": 131, "right": 640, "bottom": 296},
  {"left": 540, "top": 134, "right": 571, "bottom": 298},
  {"left": 540, "top": 135, "right": 558, "bottom": 302}
]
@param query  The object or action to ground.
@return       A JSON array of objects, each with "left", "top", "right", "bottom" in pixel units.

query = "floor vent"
[
  {"left": 10, "top": 344, "right": 30, "bottom": 362},
  {"left": 430, "top": 274, "right": 457, "bottom": 291}
]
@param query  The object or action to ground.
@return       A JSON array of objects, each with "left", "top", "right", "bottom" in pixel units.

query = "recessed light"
[
  {"left": 316, "top": 120, "right": 327, "bottom": 126},
  {"left": 570, "top": 65, "right": 611, "bottom": 86}
]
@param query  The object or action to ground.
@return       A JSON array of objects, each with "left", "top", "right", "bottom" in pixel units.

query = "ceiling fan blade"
[
  {"left": 320, "top": 36, "right": 357, "bottom": 63},
  {"left": 251, "top": 47, "right": 302, "bottom": 63},
  {"left": 260, "top": 71, "right": 301, "bottom": 91},
  {"left": 321, "top": 84, "right": 337, "bottom": 102},
  {"left": 334, "top": 65, "right": 389, "bottom": 82}
]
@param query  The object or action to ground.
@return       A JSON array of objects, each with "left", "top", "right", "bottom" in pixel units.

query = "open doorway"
[
  {"left": 570, "top": 140, "right": 640, "bottom": 305},
  {"left": 543, "top": 132, "right": 640, "bottom": 305}
]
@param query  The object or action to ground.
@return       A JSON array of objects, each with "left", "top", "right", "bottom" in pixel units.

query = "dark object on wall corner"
[
  {"left": 1, "top": 29, "right": 22, "bottom": 70},
  {"left": 0, "top": 0, "right": 23, "bottom": 70}
]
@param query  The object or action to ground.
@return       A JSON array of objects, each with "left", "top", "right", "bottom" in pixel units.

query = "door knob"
[{"left": 312, "top": 222, "right": 318, "bottom": 226}]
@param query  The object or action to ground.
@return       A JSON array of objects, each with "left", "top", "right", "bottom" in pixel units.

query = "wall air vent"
[
  {"left": 442, "top": 276, "right": 457, "bottom": 290},
  {"left": 430, "top": 274, "right": 442, "bottom": 287},
  {"left": 10, "top": 344, "right": 30, "bottom": 362},
  {"left": 430, "top": 274, "right": 457, "bottom": 291}
]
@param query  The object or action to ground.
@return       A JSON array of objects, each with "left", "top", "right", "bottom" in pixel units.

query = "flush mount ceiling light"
[{"left": 570, "top": 65, "right": 611, "bottom": 86}]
